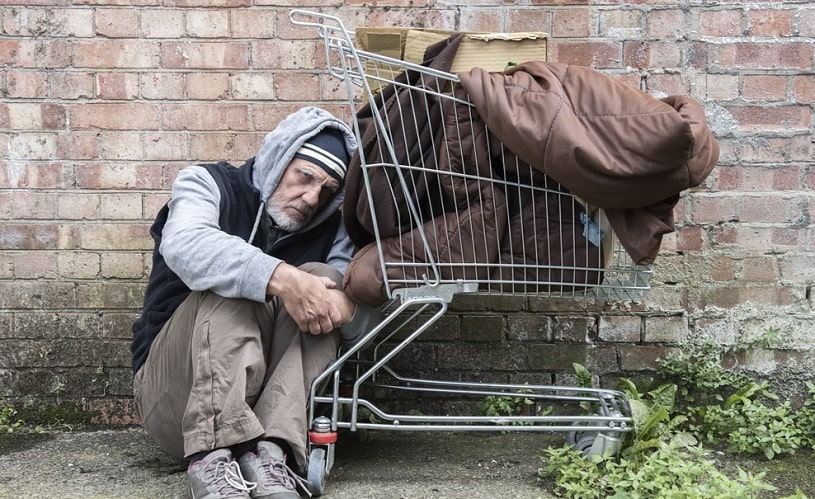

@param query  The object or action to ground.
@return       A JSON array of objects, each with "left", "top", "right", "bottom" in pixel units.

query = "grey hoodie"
[{"left": 159, "top": 107, "right": 358, "bottom": 304}]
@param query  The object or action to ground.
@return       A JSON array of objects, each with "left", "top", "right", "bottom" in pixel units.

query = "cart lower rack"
[{"left": 290, "top": 10, "right": 653, "bottom": 496}]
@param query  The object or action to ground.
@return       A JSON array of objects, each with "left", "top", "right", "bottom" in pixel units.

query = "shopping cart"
[{"left": 290, "top": 10, "right": 652, "bottom": 496}]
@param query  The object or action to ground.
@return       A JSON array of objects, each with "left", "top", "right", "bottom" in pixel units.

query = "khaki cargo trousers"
[{"left": 133, "top": 262, "right": 340, "bottom": 472}]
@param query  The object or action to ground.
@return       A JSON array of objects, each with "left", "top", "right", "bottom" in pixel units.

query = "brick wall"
[{"left": 1, "top": 1, "right": 813, "bottom": 423}]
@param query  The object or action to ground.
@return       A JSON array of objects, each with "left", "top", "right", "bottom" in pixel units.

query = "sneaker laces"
[
  {"left": 259, "top": 456, "right": 312, "bottom": 497},
  {"left": 205, "top": 456, "right": 257, "bottom": 497}
]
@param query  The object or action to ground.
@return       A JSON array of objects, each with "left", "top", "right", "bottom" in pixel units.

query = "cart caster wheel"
[
  {"left": 573, "top": 434, "right": 598, "bottom": 456},
  {"left": 307, "top": 447, "right": 327, "bottom": 497},
  {"left": 566, "top": 421, "right": 590, "bottom": 446}
]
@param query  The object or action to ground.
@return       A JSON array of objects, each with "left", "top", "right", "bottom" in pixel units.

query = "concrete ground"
[{"left": 0, "top": 426, "right": 560, "bottom": 498}]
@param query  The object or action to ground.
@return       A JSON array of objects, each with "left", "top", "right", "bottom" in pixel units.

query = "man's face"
[{"left": 266, "top": 158, "right": 341, "bottom": 232}]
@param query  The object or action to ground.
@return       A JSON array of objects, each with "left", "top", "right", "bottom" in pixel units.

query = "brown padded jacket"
[{"left": 458, "top": 62, "right": 719, "bottom": 264}]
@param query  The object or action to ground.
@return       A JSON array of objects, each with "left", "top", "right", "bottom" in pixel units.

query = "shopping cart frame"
[{"left": 290, "top": 10, "right": 651, "bottom": 496}]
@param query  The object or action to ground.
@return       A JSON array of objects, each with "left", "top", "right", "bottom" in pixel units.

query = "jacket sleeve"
[
  {"left": 160, "top": 165, "right": 280, "bottom": 302},
  {"left": 325, "top": 222, "right": 354, "bottom": 276}
]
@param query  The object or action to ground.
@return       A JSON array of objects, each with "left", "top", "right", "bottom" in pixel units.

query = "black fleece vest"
[{"left": 130, "top": 159, "right": 342, "bottom": 372}]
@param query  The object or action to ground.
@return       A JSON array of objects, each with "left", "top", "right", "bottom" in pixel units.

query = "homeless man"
[{"left": 131, "top": 107, "right": 375, "bottom": 499}]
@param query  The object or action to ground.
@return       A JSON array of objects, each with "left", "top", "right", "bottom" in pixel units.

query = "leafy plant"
[
  {"left": 657, "top": 338, "right": 750, "bottom": 408},
  {"left": 657, "top": 332, "right": 814, "bottom": 460},
  {"left": 541, "top": 359, "right": 813, "bottom": 498},
  {"left": 0, "top": 406, "right": 44, "bottom": 434},
  {"left": 479, "top": 392, "right": 533, "bottom": 425},
  {"left": 542, "top": 440, "right": 777, "bottom": 499}
]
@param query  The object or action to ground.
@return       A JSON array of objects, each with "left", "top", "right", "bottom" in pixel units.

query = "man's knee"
[{"left": 298, "top": 262, "right": 342, "bottom": 286}]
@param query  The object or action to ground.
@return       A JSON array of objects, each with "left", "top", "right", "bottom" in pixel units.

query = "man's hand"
[{"left": 267, "top": 263, "right": 355, "bottom": 334}]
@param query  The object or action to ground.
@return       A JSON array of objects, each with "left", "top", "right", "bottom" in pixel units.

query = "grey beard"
[{"left": 265, "top": 198, "right": 307, "bottom": 232}]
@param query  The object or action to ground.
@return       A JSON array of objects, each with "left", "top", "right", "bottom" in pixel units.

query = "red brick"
[
  {"left": 71, "top": 103, "right": 160, "bottom": 130},
  {"left": 737, "top": 137, "right": 790, "bottom": 163},
  {"left": 6, "top": 70, "right": 48, "bottom": 98},
  {"left": 505, "top": 8, "right": 552, "bottom": 34},
  {"left": 550, "top": 8, "right": 591, "bottom": 38},
  {"left": 728, "top": 105, "right": 810, "bottom": 131},
  {"left": 16, "top": 40, "right": 70, "bottom": 68},
  {"left": 162, "top": 103, "right": 249, "bottom": 131},
  {"left": 189, "top": 132, "right": 242, "bottom": 162},
  {"left": 790, "top": 135, "right": 812, "bottom": 162},
  {"left": 740, "top": 256, "right": 778, "bottom": 283},
  {"left": 599, "top": 9, "right": 645, "bottom": 38},
  {"left": 647, "top": 9, "right": 685, "bottom": 39},
  {"left": 144, "top": 193, "right": 171, "bottom": 219},
  {"left": 75, "top": 163, "right": 164, "bottom": 190},
  {"left": 275, "top": 73, "right": 320, "bottom": 101},
  {"left": 231, "top": 9, "right": 280, "bottom": 39},
  {"left": 772, "top": 227, "right": 799, "bottom": 247},
  {"left": 160, "top": 42, "right": 249, "bottom": 69},
  {"left": 0, "top": 40, "right": 17, "bottom": 66},
  {"left": 140, "top": 73, "right": 186, "bottom": 100},
  {"left": 643, "top": 315, "right": 687, "bottom": 344},
  {"left": 14, "top": 252, "right": 58, "bottom": 279},
  {"left": 50, "top": 8, "right": 95, "bottom": 38},
  {"left": 187, "top": 9, "right": 231, "bottom": 38},
  {"left": 11, "top": 191, "right": 57, "bottom": 219},
  {"left": 598, "top": 316, "right": 640, "bottom": 343},
  {"left": 549, "top": 41, "right": 621, "bottom": 68},
  {"left": 101, "top": 193, "right": 143, "bottom": 220},
  {"left": 251, "top": 40, "right": 322, "bottom": 70},
  {"left": 741, "top": 195, "right": 788, "bottom": 223},
  {"left": 747, "top": 9, "right": 793, "bottom": 37},
  {"left": 710, "top": 257, "right": 735, "bottom": 282},
  {"left": 231, "top": 73, "right": 275, "bottom": 100},
  {"left": 742, "top": 75, "right": 787, "bottom": 102},
  {"left": 95, "top": 8, "right": 140, "bottom": 38},
  {"left": 623, "top": 41, "right": 649, "bottom": 69},
  {"left": 141, "top": 9, "right": 186, "bottom": 38},
  {"left": 58, "top": 193, "right": 100, "bottom": 220},
  {"left": 703, "top": 74, "right": 739, "bottom": 100},
  {"left": 2, "top": 7, "right": 48, "bottom": 36},
  {"left": 78, "top": 223, "right": 154, "bottom": 251},
  {"left": 49, "top": 72, "right": 94, "bottom": 99},
  {"left": 99, "top": 132, "right": 144, "bottom": 160},
  {"left": 718, "top": 42, "right": 814, "bottom": 70},
  {"left": 0, "top": 163, "right": 65, "bottom": 189},
  {"left": 96, "top": 72, "right": 140, "bottom": 100},
  {"left": 0, "top": 223, "right": 59, "bottom": 250},
  {"left": 56, "top": 132, "right": 98, "bottom": 160},
  {"left": 800, "top": 8, "right": 815, "bottom": 36},
  {"left": 364, "top": 6, "right": 455, "bottom": 31},
  {"left": 60, "top": 252, "right": 101, "bottom": 279},
  {"left": 618, "top": 345, "right": 671, "bottom": 372},
  {"left": 186, "top": 73, "right": 230, "bottom": 100},
  {"left": 8, "top": 133, "right": 56, "bottom": 161},
  {"left": 101, "top": 252, "right": 144, "bottom": 279},
  {"left": 674, "top": 225, "right": 704, "bottom": 251},
  {"left": 72, "top": 40, "right": 158, "bottom": 68},
  {"left": 779, "top": 255, "right": 815, "bottom": 284},
  {"left": 773, "top": 165, "right": 803, "bottom": 190},
  {"left": 691, "top": 195, "right": 738, "bottom": 224},
  {"left": 792, "top": 75, "right": 815, "bottom": 102},
  {"left": 144, "top": 132, "right": 188, "bottom": 161},
  {"left": 647, "top": 73, "right": 687, "bottom": 95},
  {"left": 699, "top": 9, "right": 742, "bottom": 37},
  {"left": 169, "top": 0, "right": 249, "bottom": 6}
]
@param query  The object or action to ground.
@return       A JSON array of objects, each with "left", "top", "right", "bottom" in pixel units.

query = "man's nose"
[{"left": 302, "top": 186, "right": 321, "bottom": 206}]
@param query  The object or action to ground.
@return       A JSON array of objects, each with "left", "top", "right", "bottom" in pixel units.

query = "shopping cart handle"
[{"left": 289, "top": 9, "right": 346, "bottom": 31}]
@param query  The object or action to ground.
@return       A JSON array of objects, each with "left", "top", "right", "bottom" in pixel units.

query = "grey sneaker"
[
  {"left": 238, "top": 441, "right": 307, "bottom": 499},
  {"left": 188, "top": 448, "right": 257, "bottom": 499}
]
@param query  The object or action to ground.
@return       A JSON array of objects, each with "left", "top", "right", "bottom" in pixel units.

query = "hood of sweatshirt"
[{"left": 252, "top": 106, "right": 357, "bottom": 234}]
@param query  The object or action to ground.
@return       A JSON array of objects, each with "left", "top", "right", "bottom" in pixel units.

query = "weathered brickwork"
[{"left": 0, "top": 1, "right": 813, "bottom": 423}]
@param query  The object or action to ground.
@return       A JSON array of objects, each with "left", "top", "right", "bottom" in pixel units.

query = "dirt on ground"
[{"left": 0, "top": 426, "right": 811, "bottom": 498}]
